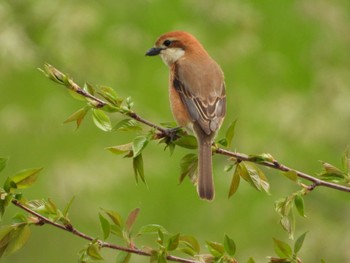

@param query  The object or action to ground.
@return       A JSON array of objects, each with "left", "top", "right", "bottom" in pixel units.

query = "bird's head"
[{"left": 146, "top": 31, "right": 207, "bottom": 66}]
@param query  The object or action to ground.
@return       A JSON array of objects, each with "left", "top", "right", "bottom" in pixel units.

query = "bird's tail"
[{"left": 197, "top": 133, "right": 214, "bottom": 200}]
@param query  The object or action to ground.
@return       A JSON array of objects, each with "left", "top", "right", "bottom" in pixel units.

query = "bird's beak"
[{"left": 145, "top": 47, "right": 163, "bottom": 56}]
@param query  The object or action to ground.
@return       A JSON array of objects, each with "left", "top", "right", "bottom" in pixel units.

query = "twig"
[
  {"left": 215, "top": 148, "right": 350, "bottom": 193},
  {"left": 11, "top": 199, "right": 200, "bottom": 263},
  {"left": 42, "top": 64, "right": 350, "bottom": 194}
]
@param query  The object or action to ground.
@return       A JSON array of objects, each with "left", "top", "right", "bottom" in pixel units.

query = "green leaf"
[
  {"left": 246, "top": 257, "right": 255, "bottom": 263},
  {"left": 179, "top": 235, "right": 200, "bottom": 254},
  {"left": 174, "top": 135, "right": 198, "bottom": 149},
  {"left": 99, "top": 213, "right": 111, "bottom": 240},
  {"left": 0, "top": 192, "right": 12, "bottom": 219},
  {"left": 98, "top": 86, "right": 122, "bottom": 106},
  {"left": 157, "top": 252, "right": 167, "bottom": 263},
  {"left": 294, "top": 194, "right": 305, "bottom": 217},
  {"left": 228, "top": 165, "right": 241, "bottom": 198},
  {"left": 137, "top": 224, "right": 169, "bottom": 236},
  {"left": 179, "top": 153, "right": 198, "bottom": 184},
  {"left": 11, "top": 168, "right": 43, "bottom": 189},
  {"left": 178, "top": 247, "right": 196, "bottom": 257},
  {"left": 132, "top": 136, "right": 149, "bottom": 157},
  {"left": 294, "top": 232, "right": 307, "bottom": 254},
  {"left": 319, "top": 161, "right": 346, "bottom": 182},
  {"left": 248, "top": 153, "right": 275, "bottom": 163},
  {"left": 92, "top": 109, "right": 112, "bottom": 132},
  {"left": 273, "top": 238, "right": 292, "bottom": 259},
  {"left": 283, "top": 170, "right": 298, "bottom": 182},
  {"left": 206, "top": 241, "right": 225, "bottom": 258},
  {"left": 3, "top": 178, "right": 17, "bottom": 193},
  {"left": 116, "top": 251, "right": 131, "bottom": 263},
  {"left": 102, "top": 209, "right": 123, "bottom": 228},
  {"left": 133, "top": 154, "right": 145, "bottom": 184},
  {"left": 239, "top": 163, "right": 270, "bottom": 193},
  {"left": 63, "top": 196, "right": 75, "bottom": 218},
  {"left": 0, "top": 226, "right": 14, "bottom": 257},
  {"left": 106, "top": 143, "right": 133, "bottom": 155},
  {"left": 125, "top": 97, "right": 134, "bottom": 109},
  {"left": 5, "top": 225, "right": 30, "bottom": 256},
  {"left": 83, "top": 82, "right": 95, "bottom": 95},
  {"left": 167, "top": 233, "right": 180, "bottom": 251},
  {"left": 224, "top": 234, "right": 236, "bottom": 256},
  {"left": 113, "top": 119, "right": 142, "bottom": 132},
  {"left": 87, "top": 241, "right": 103, "bottom": 260},
  {"left": 125, "top": 208, "right": 140, "bottom": 232},
  {"left": 0, "top": 158, "right": 8, "bottom": 173},
  {"left": 64, "top": 107, "right": 90, "bottom": 129},
  {"left": 225, "top": 119, "right": 237, "bottom": 149}
]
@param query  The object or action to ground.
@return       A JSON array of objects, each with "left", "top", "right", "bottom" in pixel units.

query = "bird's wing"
[{"left": 173, "top": 63, "right": 226, "bottom": 135}]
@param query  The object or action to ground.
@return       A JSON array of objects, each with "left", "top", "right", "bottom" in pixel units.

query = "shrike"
[{"left": 146, "top": 31, "right": 226, "bottom": 200}]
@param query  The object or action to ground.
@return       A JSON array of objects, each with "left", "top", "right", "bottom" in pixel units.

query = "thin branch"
[
  {"left": 41, "top": 64, "right": 350, "bottom": 194},
  {"left": 11, "top": 199, "right": 200, "bottom": 263},
  {"left": 215, "top": 148, "right": 350, "bottom": 193}
]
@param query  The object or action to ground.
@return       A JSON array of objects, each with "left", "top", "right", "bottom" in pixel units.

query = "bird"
[{"left": 146, "top": 31, "right": 226, "bottom": 200}]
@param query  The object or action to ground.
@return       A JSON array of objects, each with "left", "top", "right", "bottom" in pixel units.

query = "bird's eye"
[{"left": 163, "top": 40, "right": 172, "bottom": 47}]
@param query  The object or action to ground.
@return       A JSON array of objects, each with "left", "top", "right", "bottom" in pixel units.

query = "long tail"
[{"left": 196, "top": 133, "right": 214, "bottom": 200}]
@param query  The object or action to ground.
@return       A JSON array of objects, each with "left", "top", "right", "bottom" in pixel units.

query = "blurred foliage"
[{"left": 0, "top": 0, "right": 350, "bottom": 262}]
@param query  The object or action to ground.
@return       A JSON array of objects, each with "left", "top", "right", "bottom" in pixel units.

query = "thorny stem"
[
  {"left": 42, "top": 64, "right": 350, "bottom": 194},
  {"left": 11, "top": 199, "right": 200, "bottom": 263}
]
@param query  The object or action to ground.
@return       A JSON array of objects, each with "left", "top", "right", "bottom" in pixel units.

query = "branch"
[
  {"left": 41, "top": 64, "right": 350, "bottom": 194},
  {"left": 11, "top": 199, "right": 200, "bottom": 263}
]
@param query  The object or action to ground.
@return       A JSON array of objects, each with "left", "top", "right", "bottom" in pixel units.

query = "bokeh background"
[{"left": 1, "top": 0, "right": 350, "bottom": 262}]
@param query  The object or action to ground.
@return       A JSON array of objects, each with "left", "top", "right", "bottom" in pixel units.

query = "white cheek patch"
[{"left": 160, "top": 48, "right": 185, "bottom": 66}]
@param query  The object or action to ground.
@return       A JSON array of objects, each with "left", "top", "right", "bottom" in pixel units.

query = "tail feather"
[{"left": 197, "top": 135, "right": 214, "bottom": 200}]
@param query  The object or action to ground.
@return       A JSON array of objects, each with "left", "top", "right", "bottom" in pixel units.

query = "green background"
[{"left": 1, "top": 0, "right": 350, "bottom": 262}]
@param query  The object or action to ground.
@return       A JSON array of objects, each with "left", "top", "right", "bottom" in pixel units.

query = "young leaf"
[
  {"left": 125, "top": 97, "right": 134, "bottom": 109},
  {"left": 63, "top": 196, "right": 75, "bottom": 218},
  {"left": 87, "top": 241, "right": 103, "bottom": 260},
  {"left": 102, "top": 209, "right": 123, "bottom": 228},
  {"left": 133, "top": 154, "right": 145, "bottom": 183},
  {"left": 225, "top": 119, "right": 237, "bottom": 149},
  {"left": 273, "top": 238, "right": 292, "bottom": 259},
  {"left": 206, "top": 241, "right": 225, "bottom": 258},
  {"left": 11, "top": 168, "right": 43, "bottom": 189},
  {"left": 113, "top": 119, "right": 142, "bottom": 132},
  {"left": 283, "top": 170, "right": 298, "bottom": 182},
  {"left": 294, "top": 232, "right": 307, "bottom": 254},
  {"left": 174, "top": 135, "right": 198, "bottom": 149},
  {"left": 294, "top": 194, "right": 305, "bottom": 217},
  {"left": 179, "top": 235, "right": 200, "bottom": 254},
  {"left": 167, "top": 233, "right": 180, "bottom": 251},
  {"left": 98, "top": 86, "right": 122, "bottom": 106},
  {"left": 0, "top": 192, "right": 12, "bottom": 219},
  {"left": 99, "top": 213, "right": 110, "bottom": 240},
  {"left": 106, "top": 143, "right": 133, "bottom": 155},
  {"left": 64, "top": 107, "right": 89, "bottom": 129},
  {"left": 137, "top": 224, "right": 169, "bottom": 236},
  {"left": 246, "top": 257, "right": 255, "bottom": 263},
  {"left": 0, "top": 157, "right": 8, "bottom": 173},
  {"left": 228, "top": 166, "right": 240, "bottom": 198},
  {"left": 116, "top": 251, "right": 131, "bottom": 263},
  {"left": 179, "top": 154, "right": 198, "bottom": 184},
  {"left": 83, "top": 82, "right": 95, "bottom": 95},
  {"left": 248, "top": 153, "right": 275, "bottom": 163},
  {"left": 5, "top": 225, "right": 31, "bottom": 256},
  {"left": 0, "top": 226, "right": 14, "bottom": 257},
  {"left": 224, "top": 234, "right": 236, "bottom": 256},
  {"left": 132, "top": 136, "right": 149, "bottom": 157},
  {"left": 125, "top": 208, "right": 140, "bottom": 233},
  {"left": 92, "top": 109, "right": 112, "bottom": 132}
]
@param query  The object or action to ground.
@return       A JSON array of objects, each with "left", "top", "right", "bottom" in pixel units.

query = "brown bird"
[{"left": 146, "top": 31, "right": 226, "bottom": 200}]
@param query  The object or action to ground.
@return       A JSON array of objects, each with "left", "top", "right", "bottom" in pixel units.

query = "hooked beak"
[{"left": 145, "top": 47, "right": 163, "bottom": 56}]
